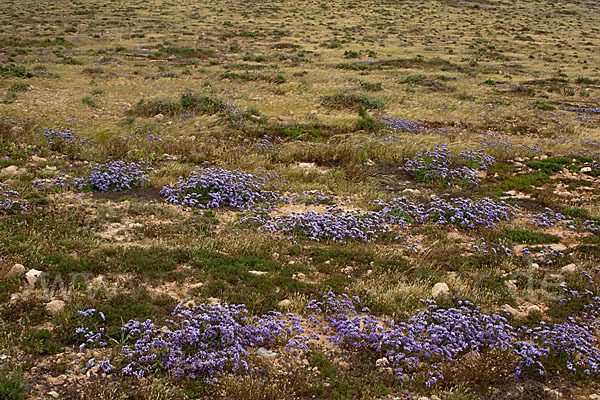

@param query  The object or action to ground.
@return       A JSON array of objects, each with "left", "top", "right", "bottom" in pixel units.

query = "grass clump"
[
  {"left": 0, "top": 368, "right": 27, "bottom": 400},
  {"left": 21, "top": 329, "right": 63, "bottom": 355},
  {"left": 128, "top": 91, "right": 224, "bottom": 117},
  {"left": 504, "top": 229, "right": 561, "bottom": 244},
  {"left": 321, "top": 92, "right": 385, "bottom": 110}
]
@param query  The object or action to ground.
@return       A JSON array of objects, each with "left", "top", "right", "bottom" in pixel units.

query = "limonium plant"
[
  {"left": 161, "top": 167, "right": 283, "bottom": 209},
  {"left": 75, "top": 161, "right": 153, "bottom": 192},
  {"left": 403, "top": 145, "right": 494, "bottom": 186},
  {"left": 76, "top": 269, "right": 600, "bottom": 386},
  {"left": 0, "top": 182, "right": 25, "bottom": 212}
]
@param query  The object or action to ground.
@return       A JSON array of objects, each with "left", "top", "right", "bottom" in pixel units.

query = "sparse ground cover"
[{"left": 1, "top": 0, "right": 600, "bottom": 398}]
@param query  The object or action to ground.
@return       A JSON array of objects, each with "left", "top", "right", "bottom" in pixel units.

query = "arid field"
[{"left": 1, "top": 0, "right": 600, "bottom": 398}]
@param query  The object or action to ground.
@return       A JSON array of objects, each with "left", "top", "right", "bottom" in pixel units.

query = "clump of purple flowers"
[
  {"left": 32, "top": 175, "right": 74, "bottom": 192},
  {"left": 75, "top": 161, "right": 153, "bottom": 192},
  {"left": 403, "top": 145, "right": 493, "bottom": 186},
  {"left": 381, "top": 116, "right": 452, "bottom": 136},
  {"left": 377, "top": 196, "right": 518, "bottom": 229},
  {"left": 259, "top": 207, "right": 391, "bottom": 243},
  {"left": 78, "top": 303, "right": 308, "bottom": 383},
  {"left": 471, "top": 237, "right": 512, "bottom": 256},
  {"left": 43, "top": 127, "right": 94, "bottom": 151},
  {"left": 254, "top": 134, "right": 283, "bottom": 155},
  {"left": 583, "top": 219, "right": 600, "bottom": 233},
  {"left": 521, "top": 245, "right": 564, "bottom": 266},
  {"left": 76, "top": 268, "right": 600, "bottom": 386},
  {"left": 118, "top": 127, "right": 163, "bottom": 144},
  {"left": 563, "top": 106, "right": 600, "bottom": 114},
  {"left": 305, "top": 293, "right": 545, "bottom": 386},
  {"left": 0, "top": 182, "right": 25, "bottom": 212},
  {"left": 528, "top": 208, "right": 566, "bottom": 227},
  {"left": 161, "top": 167, "right": 282, "bottom": 209}
]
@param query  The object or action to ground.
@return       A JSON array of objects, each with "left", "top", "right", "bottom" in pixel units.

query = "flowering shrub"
[
  {"left": 259, "top": 207, "right": 390, "bottom": 243},
  {"left": 251, "top": 195, "right": 517, "bottom": 244},
  {"left": 77, "top": 303, "right": 307, "bottom": 383},
  {"left": 528, "top": 208, "right": 566, "bottom": 227},
  {"left": 254, "top": 134, "right": 283, "bottom": 155},
  {"left": 75, "top": 161, "right": 153, "bottom": 192},
  {"left": 521, "top": 245, "right": 564, "bottom": 265},
  {"left": 381, "top": 116, "right": 451, "bottom": 136},
  {"left": 403, "top": 145, "right": 493, "bottom": 186},
  {"left": 471, "top": 237, "right": 512, "bottom": 256},
  {"left": 161, "top": 167, "right": 282, "bottom": 209},
  {"left": 76, "top": 268, "right": 600, "bottom": 387},
  {"left": 42, "top": 127, "right": 94, "bottom": 151},
  {"left": 0, "top": 182, "right": 25, "bottom": 212},
  {"left": 32, "top": 175, "right": 74, "bottom": 192},
  {"left": 563, "top": 106, "right": 600, "bottom": 114},
  {"left": 377, "top": 196, "right": 517, "bottom": 229},
  {"left": 305, "top": 293, "right": 545, "bottom": 386},
  {"left": 583, "top": 219, "right": 600, "bottom": 233},
  {"left": 118, "top": 127, "right": 163, "bottom": 144}
]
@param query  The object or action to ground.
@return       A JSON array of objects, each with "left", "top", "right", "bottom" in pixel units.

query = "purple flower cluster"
[
  {"left": 527, "top": 208, "right": 566, "bottom": 227},
  {"left": 254, "top": 135, "right": 283, "bottom": 154},
  {"left": 583, "top": 219, "right": 600, "bottom": 233},
  {"left": 76, "top": 267, "right": 600, "bottom": 386},
  {"left": 259, "top": 207, "right": 391, "bottom": 243},
  {"left": 532, "top": 320, "right": 600, "bottom": 375},
  {"left": 479, "top": 131, "right": 543, "bottom": 155},
  {"left": 471, "top": 238, "right": 512, "bottom": 256},
  {"left": 403, "top": 145, "right": 493, "bottom": 186},
  {"left": 521, "top": 245, "right": 564, "bottom": 265},
  {"left": 378, "top": 196, "right": 518, "bottom": 229},
  {"left": 252, "top": 195, "right": 516, "bottom": 244},
  {"left": 161, "top": 167, "right": 282, "bottom": 209},
  {"left": 75, "top": 161, "right": 153, "bottom": 192},
  {"left": 381, "top": 116, "right": 451, "bottom": 136},
  {"left": 42, "top": 127, "right": 94, "bottom": 150},
  {"left": 305, "top": 293, "right": 545, "bottom": 386},
  {"left": 78, "top": 303, "right": 307, "bottom": 383},
  {"left": 0, "top": 182, "right": 25, "bottom": 212},
  {"left": 563, "top": 106, "right": 600, "bottom": 114},
  {"left": 118, "top": 127, "right": 163, "bottom": 144},
  {"left": 32, "top": 175, "right": 74, "bottom": 191}
]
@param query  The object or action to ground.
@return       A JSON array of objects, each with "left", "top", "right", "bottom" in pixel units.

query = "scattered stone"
[
  {"left": 589, "top": 394, "right": 600, "bottom": 400},
  {"left": 48, "top": 391, "right": 60, "bottom": 399},
  {"left": 248, "top": 270, "right": 268, "bottom": 276},
  {"left": 25, "top": 269, "right": 44, "bottom": 286},
  {"left": 375, "top": 357, "right": 389, "bottom": 367},
  {"left": 581, "top": 167, "right": 592, "bottom": 173},
  {"left": 402, "top": 188, "right": 421, "bottom": 195},
  {"left": 5, "top": 263, "right": 25, "bottom": 278},
  {"left": 10, "top": 126, "right": 24, "bottom": 135},
  {"left": 530, "top": 263, "right": 540, "bottom": 271},
  {"left": 515, "top": 157, "right": 525, "bottom": 162},
  {"left": 1, "top": 165, "right": 20, "bottom": 175},
  {"left": 153, "top": 113, "right": 165, "bottom": 121},
  {"left": 46, "top": 299, "right": 65, "bottom": 314},
  {"left": 31, "top": 156, "right": 47, "bottom": 162},
  {"left": 561, "top": 264, "right": 577, "bottom": 274},
  {"left": 432, "top": 282, "right": 450, "bottom": 301},
  {"left": 255, "top": 347, "right": 277, "bottom": 358},
  {"left": 278, "top": 299, "right": 291, "bottom": 307},
  {"left": 503, "top": 304, "right": 527, "bottom": 319},
  {"left": 527, "top": 305, "right": 542, "bottom": 315}
]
